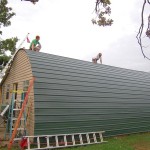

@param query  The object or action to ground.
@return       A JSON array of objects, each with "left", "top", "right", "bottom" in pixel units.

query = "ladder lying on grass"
[{"left": 21, "top": 131, "right": 107, "bottom": 150}]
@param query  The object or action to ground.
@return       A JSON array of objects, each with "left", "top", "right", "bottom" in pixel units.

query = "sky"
[{"left": 2, "top": 0, "right": 150, "bottom": 72}]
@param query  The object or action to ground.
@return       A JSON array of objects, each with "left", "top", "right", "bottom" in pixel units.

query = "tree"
[
  {"left": 92, "top": 0, "right": 113, "bottom": 26},
  {"left": 0, "top": 0, "right": 15, "bottom": 35},
  {"left": 136, "top": 0, "right": 150, "bottom": 60},
  {"left": 0, "top": 37, "right": 18, "bottom": 65},
  {"left": 0, "top": 0, "right": 18, "bottom": 67},
  {"left": 93, "top": 0, "right": 150, "bottom": 59}
]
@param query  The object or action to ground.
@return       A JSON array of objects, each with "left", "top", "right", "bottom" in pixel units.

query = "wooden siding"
[
  {"left": 25, "top": 50, "right": 150, "bottom": 137},
  {"left": 1, "top": 50, "right": 34, "bottom": 136}
]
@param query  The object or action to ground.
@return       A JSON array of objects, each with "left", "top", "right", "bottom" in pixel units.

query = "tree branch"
[
  {"left": 136, "top": 0, "right": 150, "bottom": 60},
  {"left": 93, "top": 0, "right": 113, "bottom": 27},
  {"left": 95, "top": 0, "right": 100, "bottom": 13}
]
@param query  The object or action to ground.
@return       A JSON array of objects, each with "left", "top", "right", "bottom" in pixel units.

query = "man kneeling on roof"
[
  {"left": 29, "top": 35, "right": 41, "bottom": 52},
  {"left": 92, "top": 53, "right": 102, "bottom": 64}
]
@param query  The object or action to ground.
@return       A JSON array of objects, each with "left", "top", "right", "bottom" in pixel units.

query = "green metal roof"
[{"left": 25, "top": 50, "right": 150, "bottom": 137}]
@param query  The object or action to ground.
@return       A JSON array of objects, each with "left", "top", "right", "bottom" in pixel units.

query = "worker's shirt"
[
  {"left": 30, "top": 39, "right": 41, "bottom": 49},
  {"left": 96, "top": 54, "right": 100, "bottom": 60},
  {"left": 93, "top": 54, "right": 99, "bottom": 61}
]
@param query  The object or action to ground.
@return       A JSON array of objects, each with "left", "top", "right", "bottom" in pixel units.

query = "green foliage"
[
  {"left": 0, "top": 37, "right": 19, "bottom": 67},
  {"left": 0, "top": 0, "right": 18, "bottom": 67},
  {"left": 0, "top": 55, "right": 10, "bottom": 66},
  {"left": 92, "top": 0, "right": 113, "bottom": 27},
  {"left": 0, "top": 37, "right": 18, "bottom": 55},
  {"left": 0, "top": 0, "right": 15, "bottom": 35}
]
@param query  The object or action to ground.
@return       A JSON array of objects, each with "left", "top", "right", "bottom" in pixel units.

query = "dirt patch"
[
  {"left": 0, "top": 139, "right": 8, "bottom": 148},
  {"left": 133, "top": 141, "right": 150, "bottom": 150}
]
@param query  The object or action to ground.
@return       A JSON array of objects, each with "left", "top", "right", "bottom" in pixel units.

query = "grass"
[
  {"left": 66, "top": 132, "right": 150, "bottom": 150},
  {"left": 1, "top": 132, "right": 150, "bottom": 150}
]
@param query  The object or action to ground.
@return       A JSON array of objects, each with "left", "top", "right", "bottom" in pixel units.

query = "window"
[
  {"left": 13, "top": 83, "right": 18, "bottom": 100},
  {"left": 23, "top": 80, "right": 29, "bottom": 91},
  {"left": 21, "top": 80, "right": 29, "bottom": 100},
  {"left": 2, "top": 85, "right": 5, "bottom": 103},
  {"left": 6, "top": 84, "right": 10, "bottom": 99}
]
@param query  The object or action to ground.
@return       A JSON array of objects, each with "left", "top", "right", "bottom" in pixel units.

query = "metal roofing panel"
[{"left": 25, "top": 50, "right": 150, "bottom": 137}]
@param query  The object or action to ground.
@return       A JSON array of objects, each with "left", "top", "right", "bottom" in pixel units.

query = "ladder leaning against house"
[
  {"left": 5, "top": 92, "right": 27, "bottom": 140},
  {"left": 5, "top": 77, "right": 106, "bottom": 150},
  {"left": 7, "top": 77, "right": 35, "bottom": 150},
  {"left": 0, "top": 33, "right": 30, "bottom": 82}
]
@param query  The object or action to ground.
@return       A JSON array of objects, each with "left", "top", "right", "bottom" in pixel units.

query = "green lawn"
[
  {"left": 66, "top": 132, "right": 150, "bottom": 150},
  {"left": 1, "top": 132, "right": 150, "bottom": 150}
]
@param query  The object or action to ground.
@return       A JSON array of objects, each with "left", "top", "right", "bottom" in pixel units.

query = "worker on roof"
[
  {"left": 92, "top": 53, "right": 102, "bottom": 64},
  {"left": 29, "top": 35, "right": 41, "bottom": 52},
  {"left": 21, "top": 0, "right": 39, "bottom": 5}
]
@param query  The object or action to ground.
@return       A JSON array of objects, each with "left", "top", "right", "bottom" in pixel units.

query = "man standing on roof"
[
  {"left": 30, "top": 35, "right": 41, "bottom": 52},
  {"left": 92, "top": 53, "right": 102, "bottom": 64}
]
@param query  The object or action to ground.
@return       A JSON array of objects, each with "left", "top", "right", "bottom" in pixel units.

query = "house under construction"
[{"left": 0, "top": 49, "right": 150, "bottom": 148}]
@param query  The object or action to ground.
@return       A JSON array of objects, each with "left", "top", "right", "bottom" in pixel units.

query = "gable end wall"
[{"left": 1, "top": 50, "right": 35, "bottom": 136}]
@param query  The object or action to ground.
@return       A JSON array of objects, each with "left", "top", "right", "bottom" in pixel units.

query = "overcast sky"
[{"left": 2, "top": 0, "right": 150, "bottom": 72}]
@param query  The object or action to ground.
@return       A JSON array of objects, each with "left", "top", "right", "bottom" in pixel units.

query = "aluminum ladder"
[
  {"left": 22, "top": 131, "right": 107, "bottom": 150},
  {"left": 0, "top": 104, "right": 9, "bottom": 125},
  {"left": 8, "top": 77, "right": 35, "bottom": 150},
  {"left": 5, "top": 93, "right": 27, "bottom": 140},
  {"left": 0, "top": 33, "right": 30, "bottom": 83}
]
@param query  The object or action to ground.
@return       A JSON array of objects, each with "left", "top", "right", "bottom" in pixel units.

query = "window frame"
[
  {"left": 22, "top": 80, "right": 30, "bottom": 100},
  {"left": 6, "top": 84, "right": 10, "bottom": 100}
]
